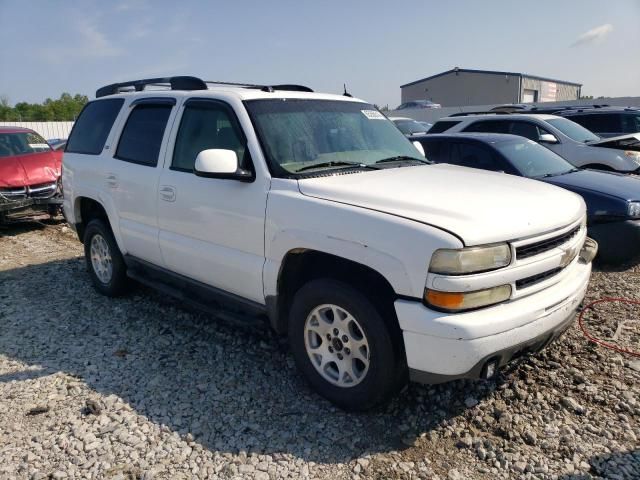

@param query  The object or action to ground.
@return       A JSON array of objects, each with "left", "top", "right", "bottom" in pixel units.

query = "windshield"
[
  {"left": 394, "top": 120, "right": 429, "bottom": 135},
  {"left": 245, "top": 99, "right": 423, "bottom": 175},
  {"left": 0, "top": 132, "right": 51, "bottom": 158},
  {"left": 495, "top": 139, "right": 576, "bottom": 178},
  {"left": 546, "top": 118, "right": 600, "bottom": 143}
]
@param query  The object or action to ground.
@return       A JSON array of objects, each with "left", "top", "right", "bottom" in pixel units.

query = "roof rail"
[
  {"left": 96, "top": 76, "right": 315, "bottom": 98},
  {"left": 449, "top": 111, "right": 508, "bottom": 117},
  {"left": 205, "top": 81, "right": 313, "bottom": 92},
  {"left": 96, "top": 76, "right": 208, "bottom": 98}
]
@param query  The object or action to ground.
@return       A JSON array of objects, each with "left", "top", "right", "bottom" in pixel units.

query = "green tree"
[{"left": 0, "top": 93, "right": 88, "bottom": 121}]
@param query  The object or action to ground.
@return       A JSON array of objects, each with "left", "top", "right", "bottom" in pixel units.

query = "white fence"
[
  {"left": 0, "top": 122, "right": 74, "bottom": 140},
  {"left": 388, "top": 96, "right": 640, "bottom": 124}
]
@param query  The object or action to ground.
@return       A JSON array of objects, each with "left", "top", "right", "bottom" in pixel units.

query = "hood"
[
  {"left": 0, "top": 150, "right": 62, "bottom": 188},
  {"left": 587, "top": 133, "right": 640, "bottom": 151},
  {"left": 543, "top": 169, "right": 640, "bottom": 202},
  {"left": 297, "top": 164, "right": 585, "bottom": 245}
]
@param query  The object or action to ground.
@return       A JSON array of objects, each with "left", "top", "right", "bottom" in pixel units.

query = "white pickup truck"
[{"left": 63, "top": 76, "right": 597, "bottom": 410}]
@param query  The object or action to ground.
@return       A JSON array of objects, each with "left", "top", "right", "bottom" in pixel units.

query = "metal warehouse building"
[{"left": 400, "top": 68, "right": 582, "bottom": 107}]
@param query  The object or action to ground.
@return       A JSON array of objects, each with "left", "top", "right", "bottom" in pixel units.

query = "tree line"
[{"left": 0, "top": 93, "right": 88, "bottom": 121}]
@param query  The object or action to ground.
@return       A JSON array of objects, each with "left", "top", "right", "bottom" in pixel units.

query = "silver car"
[{"left": 430, "top": 113, "right": 640, "bottom": 173}]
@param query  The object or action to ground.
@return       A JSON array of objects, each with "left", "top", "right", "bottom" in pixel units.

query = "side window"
[
  {"left": 507, "top": 121, "right": 541, "bottom": 141},
  {"left": 66, "top": 99, "right": 124, "bottom": 155},
  {"left": 462, "top": 120, "right": 509, "bottom": 134},
  {"left": 429, "top": 120, "right": 461, "bottom": 133},
  {"left": 621, "top": 114, "right": 640, "bottom": 133},
  {"left": 115, "top": 104, "right": 172, "bottom": 166},
  {"left": 172, "top": 101, "right": 247, "bottom": 172},
  {"left": 420, "top": 140, "right": 449, "bottom": 163},
  {"left": 450, "top": 142, "right": 504, "bottom": 171}
]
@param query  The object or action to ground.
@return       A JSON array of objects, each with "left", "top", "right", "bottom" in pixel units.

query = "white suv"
[
  {"left": 430, "top": 113, "right": 640, "bottom": 173},
  {"left": 63, "top": 76, "right": 596, "bottom": 410}
]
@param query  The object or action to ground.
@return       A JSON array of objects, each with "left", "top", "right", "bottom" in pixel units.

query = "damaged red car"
[{"left": 0, "top": 127, "right": 63, "bottom": 221}]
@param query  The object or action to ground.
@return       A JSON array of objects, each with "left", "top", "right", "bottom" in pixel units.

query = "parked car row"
[
  {"left": 492, "top": 103, "right": 640, "bottom": 138},
  {"left": 60, "top": 76, "right": 597, "bottom": 410},
  {"left": 0, "top": 127, "right": 63, "bottom": 221},
  {"left": 414, "top": 133, "right": 640, "bottom": 263}
]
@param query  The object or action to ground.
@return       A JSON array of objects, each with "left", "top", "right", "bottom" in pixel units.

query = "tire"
[
  {"left": 83, "top": 219, "right": 129, "bottom": 296},
  {"left": 288, "top": 279, "right": 404, "bottom": 411}
]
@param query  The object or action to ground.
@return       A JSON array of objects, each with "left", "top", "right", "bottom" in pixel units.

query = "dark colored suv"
[{"left": 556, "top": 107, "right": 640, "bottom": 138}]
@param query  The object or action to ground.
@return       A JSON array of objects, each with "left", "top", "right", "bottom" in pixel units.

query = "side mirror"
[
  {"left": 194, "top": 149, "right": 253, "bottom": 182},
  {"left": 539, "top": 133, "right": 559, "bottom": 144},
  {"left": 413, "top": 141, "right": 426, "bottom": 156}
]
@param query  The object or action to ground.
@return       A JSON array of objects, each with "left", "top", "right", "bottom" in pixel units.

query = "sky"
[{"left": 1, "top": 0, "right": 639, "bottom": 108}]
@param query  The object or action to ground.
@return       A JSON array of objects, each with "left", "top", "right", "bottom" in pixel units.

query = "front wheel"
[{"left": 288, "top": 279, "right": 404, "bottom": 411}]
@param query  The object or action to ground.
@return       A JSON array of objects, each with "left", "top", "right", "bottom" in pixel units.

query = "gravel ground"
[{"left": 0, "top": 221, "right": 638, "bottom": 480}]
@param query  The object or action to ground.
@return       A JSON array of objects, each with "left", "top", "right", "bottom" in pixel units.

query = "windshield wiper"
[
  {"left": 374, "top": 156, "right": 431, "bottom": 165},
  {"left": 295, "top": 161, "right": 379, "bottom": 173}
]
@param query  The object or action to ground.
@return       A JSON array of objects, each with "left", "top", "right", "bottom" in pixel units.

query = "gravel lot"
[{"left": 0, "top": 221, "right": 638, "bottom": 480}]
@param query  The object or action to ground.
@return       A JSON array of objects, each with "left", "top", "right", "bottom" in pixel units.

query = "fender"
[{"left": 264, "top": 228, "right": 416, "bottom": 300}]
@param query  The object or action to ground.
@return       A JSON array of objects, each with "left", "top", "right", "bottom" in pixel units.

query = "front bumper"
[
  {"left": 588, "top": 219, "right": 640, "bottom": 263},
  {"left": 396, "top": 246, "right": 593, "bottom": 384}
]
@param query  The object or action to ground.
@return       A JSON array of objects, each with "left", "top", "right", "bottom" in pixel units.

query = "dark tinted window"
[
  {"left": 463, "top": 120, "right": 510, "bottom": 133},
  {"left": 621, "top": 114, "right": 640, "bottom": 133},
  {"left": 569, "top": 114, "right": 621, "bottom": 134},
  {"left": 450, "top": 142, "right": 504, "bottom": 171},
  {"left": 172, "top": 101, "right": 247, "bottom": 172},
  {"left": 508, "top": 121, "right": 541, "bottom": 141},
  {"left": 115, "top": 104, "right": 172, "bottom": 166},
  {"left": 419, "top": 139, "right": 449, "bottom": 163},
  {"left": 429, "top": 120, "right": 461, "bottom": 133},
  {"left": 66, "top": 99, "right": 124, "bottom": 155}
]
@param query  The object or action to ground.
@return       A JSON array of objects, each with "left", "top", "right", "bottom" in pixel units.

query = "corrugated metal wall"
[
  {"left": 0, "top": 122, "right": 74, "bottom": 140},
  {"left": 521, "top": 77, "right": 580, "bottom": 102}
]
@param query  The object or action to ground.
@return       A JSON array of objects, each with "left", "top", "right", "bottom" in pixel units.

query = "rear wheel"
[
  {"left": 288, "top": 279, "right": 404, "bottom": 411},
  {"left": 84, "top": 219, "right": 129, "bottom": 296}
]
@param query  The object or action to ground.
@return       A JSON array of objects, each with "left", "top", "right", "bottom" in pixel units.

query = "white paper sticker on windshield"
[{"left": 361, "top": 110, "right": 385, "bottom": 120}]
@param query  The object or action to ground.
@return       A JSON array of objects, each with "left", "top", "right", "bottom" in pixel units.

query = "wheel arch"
[{"left": 267, "top": 249, "right": 403, "bottom": 346}]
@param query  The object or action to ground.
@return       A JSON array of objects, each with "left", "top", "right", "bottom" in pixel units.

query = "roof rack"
[
  {"left": 95, "top": 76, "right": 315, "bottom": 98},
  {"left": 96, "top": 76, "right": 208, "bottom": 98}
]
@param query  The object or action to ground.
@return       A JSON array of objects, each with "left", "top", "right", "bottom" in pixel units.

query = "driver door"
[{"left": 156, "top": 98, "right": 269, "bottom": 303}]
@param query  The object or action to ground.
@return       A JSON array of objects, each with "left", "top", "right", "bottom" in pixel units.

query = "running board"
[{"left": 125, "top": 256, "right": 266, "bottom": 328}]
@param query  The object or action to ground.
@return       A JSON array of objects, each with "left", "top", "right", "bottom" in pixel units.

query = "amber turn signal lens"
[
  {"left": 424, "top": 290, "right": 465, "bottom": 310},
  {"left": 425, "top": 285, "right": 512, "bottom": 312}
]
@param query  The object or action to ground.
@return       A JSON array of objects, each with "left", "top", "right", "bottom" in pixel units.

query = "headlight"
[
  {"left": 429, "top": 243, "right": 511, "bottom": 275},
  {"left": 425, "top": 285, "right": 512, "bottom": 312},
  {"left": 628, "top": 201, "right": 640, "bottom": 218},
  {"left": 624, "top": 151, "right": 640, "bottom": 163}
]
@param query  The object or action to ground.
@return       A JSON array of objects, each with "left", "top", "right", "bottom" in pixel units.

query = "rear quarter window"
[{"left": 66, "top": 99, "right": 124, "bottom": 155}]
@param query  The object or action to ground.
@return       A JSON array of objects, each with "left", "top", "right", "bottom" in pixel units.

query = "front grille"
[
  {"left": 0, "top": 187, "right": 27, "bottom": 200},
  {"left": 516, "top": 267, "right": 562, "bottom": 289},
  {"left": 516, "top": 225, "right": 581, "bottom": 260},
  {"left": 28, "top": 182, "right": 57, "bottom": 198}
]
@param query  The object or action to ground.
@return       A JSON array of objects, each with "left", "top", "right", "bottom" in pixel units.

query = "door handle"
[
  {"left": 106, "top": 173, "right": 118, "bottom": 188},
  {"left": 159, "top": 185, "right": 176, "bottom": 202}
]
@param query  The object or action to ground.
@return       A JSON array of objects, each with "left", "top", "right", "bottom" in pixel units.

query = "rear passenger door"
[
  {"left": 156, "top": 98, "right": 268, "bottom": 304},
  {"left": 106, "top": 98, "right": 176, "bottom": 266}
]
